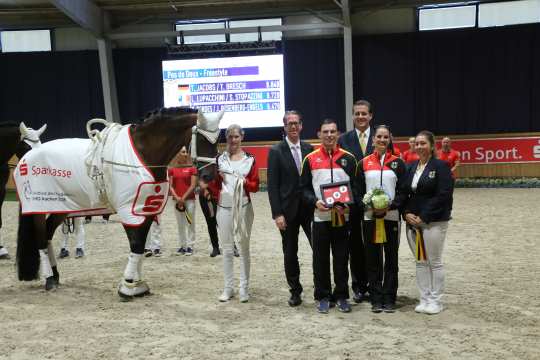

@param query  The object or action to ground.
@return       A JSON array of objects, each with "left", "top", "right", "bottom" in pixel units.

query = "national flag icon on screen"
[{"left": 177, "top": 84, "right": 191, "bottom": 105}]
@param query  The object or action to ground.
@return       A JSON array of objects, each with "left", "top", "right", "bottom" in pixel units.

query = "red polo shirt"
[{"left": 437, "top": 149, "right": 460, "bottom": 178}]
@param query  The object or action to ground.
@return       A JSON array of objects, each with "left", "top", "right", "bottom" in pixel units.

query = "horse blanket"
[{"left": 14, "top": 125, "right": 169, "bottom": 226}]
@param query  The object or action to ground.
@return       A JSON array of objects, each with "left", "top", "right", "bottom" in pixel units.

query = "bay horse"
[
  {"left": 15, "top": 107, "right": 223, "bottom": 298},
  {"left": 0, "top": 122, "right": 46, "bottom": 259}
]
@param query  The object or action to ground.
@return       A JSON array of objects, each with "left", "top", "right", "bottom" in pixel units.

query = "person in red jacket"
[
  {"left": 437, "top": 137, "right": 460, "bottom": 179},
  {"left": 215, "top": 124, "right": 259, "bottom": 303},
  {"left": 168, "top": 146, "right": 198, "bottom": 256},
  {"left": 402, "top": 137, "right": 420, "bottom": 165}
]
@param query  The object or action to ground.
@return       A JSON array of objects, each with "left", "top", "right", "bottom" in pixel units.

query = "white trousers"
[
  {"left": 174, "top": 199, "right": 196, "bottom": 249},
  {"left": 145, "top": 217, "right": 162, "bottom": 250},
  {"left": 216, "top": 203, "right": 254, "bottom": 292},
  {"left": 62, "top": 217, "right": 85, "bottom": 250},
  {"left": 406, "top": 221, "right": 448, "bottom": 305}
]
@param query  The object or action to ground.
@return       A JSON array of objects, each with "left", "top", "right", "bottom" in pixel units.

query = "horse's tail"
[{"left": 16, "top": 212, "right": 40, "bottom": 281}]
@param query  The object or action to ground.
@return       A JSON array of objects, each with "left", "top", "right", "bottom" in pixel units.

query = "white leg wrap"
[
  {"left": 47, "top": 242, "right": 57, "bottom": 268},
  {"left": 123, "top": 253, "right": 142, "bottom": 281},
  {"left": 39, "top": 249, "right": 54, "bottom": 279}
]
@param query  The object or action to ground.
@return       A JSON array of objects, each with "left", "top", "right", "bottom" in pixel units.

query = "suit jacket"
[
  {"left": 267, "top": 139, "right": 314, "bottom": 220},
  {"left": 338, "top": 127, "right": 373, "bottom": 161},
  {"left": 403, "top": 158, "right": 453, "bottom": 224}
]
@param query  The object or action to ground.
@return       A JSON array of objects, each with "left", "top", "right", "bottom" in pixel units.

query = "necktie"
[
  {"left": 292, "top": 145, "right": 302, "bottom": 174},
  {"left": 359, "top": 132, "right": 367, "bottom": 154}
]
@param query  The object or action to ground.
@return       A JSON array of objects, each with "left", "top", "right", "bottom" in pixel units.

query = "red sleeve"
[
  {"left": 168, "top": 168, "right": 174, "bottom": 177},
  {"left": 244, "top": 158, "right": 259, "bottom": 193},
  {"left": 209, "top": 175, "right": 222, "bottom": 199},
  {"left": 191, "top": 167, "right": 198, "bottom": 176}
]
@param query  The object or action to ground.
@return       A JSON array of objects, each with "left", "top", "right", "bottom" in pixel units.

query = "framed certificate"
[{"left": 320, "top": 181, "right": 354, "bottom": 207}]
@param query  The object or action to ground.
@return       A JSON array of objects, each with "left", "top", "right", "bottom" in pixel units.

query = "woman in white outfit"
[
  {"left": 402, "top": 130, "right": 453, "bottom": 315},
  {"left": 216, "top": 124, "right": 259, "bottom": 303}
]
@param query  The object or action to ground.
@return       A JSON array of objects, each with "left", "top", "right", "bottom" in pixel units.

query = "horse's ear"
[
  {"left": 19, "top": 122, "right": 29, "bottom": 139},
  {"left": 37, "top": 124, "right": 47, "bottom": 137},
  {"left": 197, "top": 111, "right": 208, "bottom": 130},
  {"left": 199, "top": 110, "right": 224, "bottom": 132}
]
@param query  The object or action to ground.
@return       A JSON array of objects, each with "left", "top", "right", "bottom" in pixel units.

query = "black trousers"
[
  {"left": 279, "top": 211, "right": 312, "bottom": 295},
  {"left": 312, "top": 221, "right": 349, "bottom": 301},
  {"left": 349, "top": 207, "right": 369, "bottom": 295},
  {"left": 199, "top": 195, "right": 219, "bottom": 249},
  {"left": 363, "top": 219, "right": 400, "bottom": 305}
]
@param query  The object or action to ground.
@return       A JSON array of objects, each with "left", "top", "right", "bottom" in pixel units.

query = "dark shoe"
[
  {"left": 288, "top": 294, "right": 302, "bottom": 307},
  {"left": 75, "top": 248, "right": 84, "bottom": 258},
  {"left": 233, "top": 245, "right": 240, "bottom": 257},
  {"left": 371, "top": 303, "right": 384, "bottom": 313},
  {"left": 185, "top": 247, "right": 193, "bottom": 256},
  {"left": 316, "top": 299, "right": 330, "bottom": 314},
  {"left": 210, "top": 247, "right": 220, "bottom": 257},
  {"left": 177, "top": 247, "right": 186, "bottom": 255},
  {"left": 144, "top": 249, "right": 153, "bottom": 257},
  {"left": 59, "top": 248, "right": 69, "bottom": 258},
  {"left": 337, "top": 299, "right": 352, "bottom": 313},
  {"left": 352, "top": 291, "right": 367, "bottom": 304},
  {"left": 153, "top": 249, "right": 162, "bottom": 257},
  {"left": 383, "top": 303, "right": 396, "bottom": 313}
]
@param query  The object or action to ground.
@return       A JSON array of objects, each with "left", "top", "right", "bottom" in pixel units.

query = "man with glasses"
[
  {"left": 267, "top": 110, "right": 314, "bottom": 307},
  {"left": 338, "top": 99, "right": 374, "bottom": 304}
]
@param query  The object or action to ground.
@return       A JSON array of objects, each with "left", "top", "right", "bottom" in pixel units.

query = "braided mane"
[{"left": 140, "top": 107, "right": 198, "bottom": 123}]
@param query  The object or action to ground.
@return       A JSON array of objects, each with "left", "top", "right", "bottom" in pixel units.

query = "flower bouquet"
[
  {"left": 362, "top": 188, "right": 390, "bottom": 211},
  {"left": 362, "top": 188, "right": 390, "bottom": 244}
]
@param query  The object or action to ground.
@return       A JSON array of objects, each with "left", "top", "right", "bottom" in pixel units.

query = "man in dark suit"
[
  {"left": 267, "top": 110, "right": 314, "bottom": 307},
  {"left": 337, "top": 99, "right": 374, "bottom": 303}
]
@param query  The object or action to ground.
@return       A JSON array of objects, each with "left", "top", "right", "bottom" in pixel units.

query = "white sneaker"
[
  {"left": 414, "top": 302, "right": 428, "bottom": 313},
  {"left": 424, "top": 302, "right": 443, "bottom": 315},
  {"left": 239, "top": 288, "right": 249, "bottom": 303},
  {"left": 218, "top": 289, "right": 234, "bottom": 302}
]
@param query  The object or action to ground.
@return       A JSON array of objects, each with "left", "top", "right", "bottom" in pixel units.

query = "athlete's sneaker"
[
  {"left": 144, "top": 249, "right": 153, "bottom": 257},
  {"left": 153, "top": 249, "right": 162, "bottom": 257},
  {"left": 59, "top": 248, "right": 70, "bottom": 258},
  {"left": 75, "top": 248, "right": 84, "bottom": 258},
  {"left": 176, "top": 247, "right": 186, "bottom": 255},
  {"left": 218, "top": 288, "right": 234, "bottom": 302},
  {"left": 337, "top": 299, "right": 352, "bottom": 313},
  {"left": 316, "top": 299, "right": 330, "bottom": 314},
  {"left": 415, "top": 302, "right": 428, "bottom": 313},
  {"left": 185, "top": 247, "right": 193, "bottom": 256},
  {"left": 424, "top": 302, "right": 443, "bottom": 315}
]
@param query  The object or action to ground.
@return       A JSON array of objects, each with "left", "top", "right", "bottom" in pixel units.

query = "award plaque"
[{"left": 320, "top": 181, "right": 354, "bottom": 207}]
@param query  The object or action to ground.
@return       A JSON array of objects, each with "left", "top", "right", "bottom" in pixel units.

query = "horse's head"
[{"left": 192, "top": 110, "right": 224, "bottom": 183}]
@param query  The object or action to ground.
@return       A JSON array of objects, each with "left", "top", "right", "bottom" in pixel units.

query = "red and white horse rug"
[{"left": 14, "top": 124, "right": 168, "bottom": 226}]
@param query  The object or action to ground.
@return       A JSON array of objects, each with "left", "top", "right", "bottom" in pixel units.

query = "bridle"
[{"left": 190, "top": 124, "right": 220, "bottom": 172}]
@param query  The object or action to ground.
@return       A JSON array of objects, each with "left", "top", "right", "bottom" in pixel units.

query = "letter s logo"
[
  {"left": 142, "top": 195, "right": 164, "bottom": 213},
  {"left": 20, "top": 162, "right": 28, "bottom": 176}
]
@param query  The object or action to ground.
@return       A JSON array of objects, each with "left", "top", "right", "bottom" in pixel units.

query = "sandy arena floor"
[{"left": 0, "top": 188, "right": 539, "bottom": 359}]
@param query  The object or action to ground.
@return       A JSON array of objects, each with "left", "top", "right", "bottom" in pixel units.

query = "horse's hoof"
[
  {"left": 52, "top": 266, "right": 60, "bottom": 286},
  {"left": 117, "top": 279, "right": 150, "bottom": 299},
  {"left": 45, "top": 276, "right": 58, "bottom": 291}
]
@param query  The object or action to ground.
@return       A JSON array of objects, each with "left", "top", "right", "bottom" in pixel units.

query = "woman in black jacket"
[{"left": 402, "top": 130, "right": 453, "bottom": 315}]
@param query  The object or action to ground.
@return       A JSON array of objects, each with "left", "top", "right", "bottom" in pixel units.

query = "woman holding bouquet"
[
  {"left": 357, "top": 125, "right": 407, "bottom": 313},
  {"left": 402, "top": 131, "right": 453, "bottom": 315}
]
